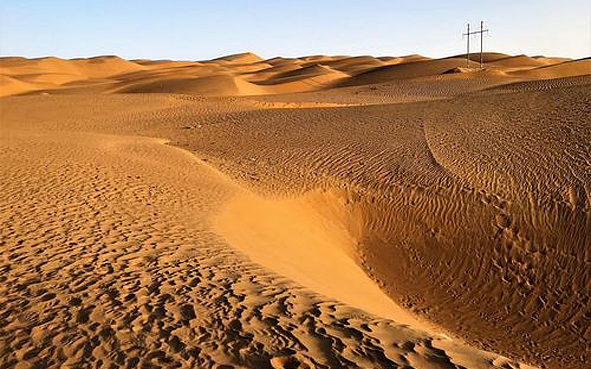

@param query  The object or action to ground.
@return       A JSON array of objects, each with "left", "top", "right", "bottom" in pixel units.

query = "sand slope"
[
  {"left": 510, "top": 57, "right": 591, "bottom": 79},
  {"left": 1, "top": 52, "right": 589, "bottom": 369},
  {"left": 0, "top": 121, "right": 534, "bottom": 369}
]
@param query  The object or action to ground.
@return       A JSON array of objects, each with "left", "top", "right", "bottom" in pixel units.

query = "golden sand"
[{"left": 1, "top": 52, "right": 589, "bottom": 368}]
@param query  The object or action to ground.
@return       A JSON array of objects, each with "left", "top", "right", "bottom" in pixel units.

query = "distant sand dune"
[
  {"left": 2, "top": 51, "right": 587, "bottom": 97},
  {"left": 115, "top": 74, "right": 265, "bottom": 96},
  {"left": 0, "top": 74, "right": 36, "bottom": 96},
  {"left": 211, "top": 52, "right": 266, "bottom": 64},
  {"left": 510, "top": 57, "right": 591, "bottom": 79},
  {"left": 487, "top": 54, "right": 549, "bottom": 68}
]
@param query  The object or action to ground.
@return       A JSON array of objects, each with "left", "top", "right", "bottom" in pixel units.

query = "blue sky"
[{"left": 1, "top": 0, "right": 589, "bottom": 60}]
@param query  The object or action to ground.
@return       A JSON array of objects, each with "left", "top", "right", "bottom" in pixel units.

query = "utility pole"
[
  {"left": 463, "top": 21, "right": 489, "bottom": 69},
  {"left": 464, "top": 23, "right": 470, "bottom": 68},
  {"left": 479, "top": 21, "right": 489, "bottom": 68}
]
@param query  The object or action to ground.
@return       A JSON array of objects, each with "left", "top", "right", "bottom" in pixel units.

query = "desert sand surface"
[{"left": 0, "top": 52, "right": 589, "bottom": 369}]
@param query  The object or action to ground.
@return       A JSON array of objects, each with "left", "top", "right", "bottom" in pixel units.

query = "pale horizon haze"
[{"left": 1, "top": 0, "right": 590, "bottom": 60}]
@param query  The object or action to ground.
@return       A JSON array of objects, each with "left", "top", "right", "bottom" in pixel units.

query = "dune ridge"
[{"left": 1, "top": 51, "right": 588, "bottom": 97}]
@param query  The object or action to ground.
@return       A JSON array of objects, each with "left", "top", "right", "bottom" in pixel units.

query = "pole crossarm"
[{"left": 463, "top": 29, "right": 489, "bottom": 36}]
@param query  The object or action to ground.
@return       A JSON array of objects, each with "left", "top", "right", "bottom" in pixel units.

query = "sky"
[{"left": 1, "top": 0, "right": 589, "bottom": 60}]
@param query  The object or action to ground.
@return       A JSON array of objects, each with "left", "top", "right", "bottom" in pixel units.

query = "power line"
[{"left": 463, "top": 21, "right": 489, "bottom": 69}]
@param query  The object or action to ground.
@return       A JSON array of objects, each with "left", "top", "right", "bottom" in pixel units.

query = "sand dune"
[
  {"left": 320, "top": 56, "right": 387, "bottom": 74},
  {"left": 12, "top": 72, "right": 82, "bottom": 85},
  {"left": 339, "top": 57, "right": 484, "bottom": 86},
  {"left": 68, "top": 56, "right": 146, "bottom": 77},
  {"left": 1, "top": 56, "right": 145, "bottom": 79},
  {"left": 273, "top": 64, "right": 341, "bottom": 79},
  {"left": 487, "top": 54, "right": 549, "bottom": 68},
  {"left": 131, "top": 59, "right": 202, "bottom": 69},
  {"left": 115, "top": 74, "right": 265, "bottom": 96},
  {"left": 510, "top": 57, "right": 591, "bottom": 79},
  {"left": 447, "top": 52, "right": 511, "bottom": 63},
  {"left": 481, "top": 74, "right": 591, "bottom": 93},
  {"left": 1, "top": 51, "right": 589, "bottom": 369},
  {"left": 0, "top": 98, "right": 538, "bottom": 369},
  {"left": 169, "top": 78, "right": 589, "bottom": 369},
  {"left": 1, "top": 56, "right": 81, "bottom": 76},
  {"left": 0, "top": 75, "right": 36, "bottom": 97},
  {"left": 257, "top": 65, "right": 350, "bottom": 88},
  {"left": 263, "top": 57, "right": 303, "bottom": 66},
  {"left": 211, "top": 52, "right": 265, "bottom": 64},
  {"left": 2, "top": 51, "right": 588, "bottom": 98},
  {"left": 241, "top": 64, "right": 303, "bottom": 81},
  {"left": 531, "top": 56, "right": 572, "bottom": 64}
]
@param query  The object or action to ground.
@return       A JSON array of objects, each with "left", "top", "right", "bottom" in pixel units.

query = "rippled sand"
[{"left": 1, "top": 52, "right": 589, "bottom": 368}]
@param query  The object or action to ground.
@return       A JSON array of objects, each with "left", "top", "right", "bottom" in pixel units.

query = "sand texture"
[{"left": 1, "top": 52, "right": 589, "bottom": 369}]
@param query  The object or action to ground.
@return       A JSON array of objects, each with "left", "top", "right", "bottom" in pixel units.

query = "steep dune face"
[
  {"left": 213, "top": 188, "right": 432, "bottom": 330},
  {"left": 165, "top": 77, "right": 589, "bottom": 369}
]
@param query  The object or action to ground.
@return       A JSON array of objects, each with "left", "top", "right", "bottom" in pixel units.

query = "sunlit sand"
[{"left": 1, "top": 52, "right": 589, "bottom": 368}]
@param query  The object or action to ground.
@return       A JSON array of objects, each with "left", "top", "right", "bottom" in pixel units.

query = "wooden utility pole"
[
  {"left": 463, "top": 21, "right": 489, "bottom": 69},
  {"left": 464, "top": 23, "right": 470, "bottom": 68},
  {"left": 479, "top": 21, "right": 489, "bottom": 68}
]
